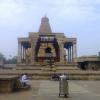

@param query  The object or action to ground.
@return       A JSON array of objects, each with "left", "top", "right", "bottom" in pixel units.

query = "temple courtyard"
[{"left": 0, "top": 80, "right": 100, "bottom": 100}]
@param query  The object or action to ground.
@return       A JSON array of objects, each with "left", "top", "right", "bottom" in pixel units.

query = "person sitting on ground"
[
  {"left": 52, "top": 73, "right": 59, "bottom": 81},
  {"left": 20, "top": 73, "right": 29, "bottom": 87}
]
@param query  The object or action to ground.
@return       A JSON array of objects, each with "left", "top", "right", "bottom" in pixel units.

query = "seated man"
[
  {"left": 19, "top": 73, "right": 29, "bottom": 87},
  {"left": 51, "top": 73, "right": 59, "bottom": 81}
]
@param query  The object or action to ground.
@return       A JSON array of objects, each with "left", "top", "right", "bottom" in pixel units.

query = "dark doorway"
[
  {"left": 78, "top": 62, "right": 87, "bottom": 70},
  {"left": 45, "top": 47, "right": 51, "bottom": 53}
]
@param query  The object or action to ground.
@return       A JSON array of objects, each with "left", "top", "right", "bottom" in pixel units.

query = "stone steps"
[
  {"left": 0, "top": 69, "right": 100, "bottom": 80},
  {"left": 1, "top": 64, "right": 100, "bottom": 80},
  {"left": 56, "top": 66, "right": 79, "bottom": 70},
  {"left": 16, "top": 63, "right": 78, "bottom": 70}
]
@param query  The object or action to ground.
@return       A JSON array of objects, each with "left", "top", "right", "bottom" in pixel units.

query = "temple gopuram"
[{"left": 17, "top": 16, "right": 77, "bottom": 66}]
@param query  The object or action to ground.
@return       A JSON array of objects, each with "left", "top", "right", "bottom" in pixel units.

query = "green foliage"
[
  {"left": 98, "top": 52, "right": 100, "bottom": 60},
  {"left": 0, "top": 52, "right": 17, "bottom": 64},
  {"left": 5, "top": 56, "right": 17, "bottom": 64},
  {"left": 0, "top": 53, "right": 4, "bottom": 59},
  {"left": 99, "top": 56, "right": 100, "bottom": 60}
]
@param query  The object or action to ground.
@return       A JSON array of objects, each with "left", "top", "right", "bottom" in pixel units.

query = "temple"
[{"left": 17, "top": 16, "right": 77, "bottom": 65}]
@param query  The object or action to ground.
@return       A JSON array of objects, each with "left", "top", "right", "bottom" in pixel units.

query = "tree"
[
  {"left": 0, "top": 53, "right": 5, "bottom": 66},
  {"left": 0, "top": 53, "right": 4, "bottom": 60},
  {"left": 99, "top": 52, "right": 100, "bottom": 60},
  {"left": 5, "top": 56, "right": 17, "bottom": 64}
]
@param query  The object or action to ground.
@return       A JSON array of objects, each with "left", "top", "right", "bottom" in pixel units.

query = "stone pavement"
[{"left": 0, "top": 80, "right": 100, "bottom": 100}]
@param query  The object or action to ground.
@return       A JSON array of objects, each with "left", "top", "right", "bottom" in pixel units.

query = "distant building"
[
  {"left": 17, "top": 16, "right": 77, "bottom": 65},
  {"left": 0, "top": 58, "right": 4, "bottom": 68},
  {"left": 77, "top": 55, "right": 100, "bottom": 70}
]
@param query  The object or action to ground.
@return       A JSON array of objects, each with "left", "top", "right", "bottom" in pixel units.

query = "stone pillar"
[
  {"left": 22, "top": 46, "right": 24, "bottom": 62},
  {"left": 69, "top": 46, "right": 72, "bottom": 62},
  {"left": 71, "top": 45, "right": 73, "bottom": 62},
  {"left": 31, "top": 43, "right": 35, "bottom": 63},
  {"left": 59, "top": 42, "right": 65, "bottom": 63},
  {"left": 69, "top": 47, "right": 70, "bottom": 62},
  {"left": 66, "top": 49, "right": 68, "bottom": 62},
  {"left": 70, "top": 46, "right": 72, "bottom": 62},
  {"left": 72, "top": 44, "right": 74, "bottom": 62},
  {"left": 31, "top": 38, "right": 37, "bottom": 64},
  {"left": 17, "top": 42, "right": 22, "bottom": 63},
  {"left": 31, "top": 42, "right": 33, "bottom": 63},
  {"left": 68, "top": 47, "right": 70, "bottom": 63},
  {"left": 23, "top": 47, "right": 26, "bottom": 63},
  {"left": 21, "top": 45, "right": 23, "bottom": 62},
  {"left": 25, "top": 48, "right": 26, "bottom": 62},
  {"left": 73, "top": 43, "right": 77, "bottom": 62}
]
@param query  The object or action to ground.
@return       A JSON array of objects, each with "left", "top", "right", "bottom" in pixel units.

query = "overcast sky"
[{"left": 0, "top": 0, "right": 100, "bottom": 58}]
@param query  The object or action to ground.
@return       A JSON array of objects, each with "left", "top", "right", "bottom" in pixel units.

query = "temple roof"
[{"left": 39, "top": 16, "right": 52, "bottom": 34}]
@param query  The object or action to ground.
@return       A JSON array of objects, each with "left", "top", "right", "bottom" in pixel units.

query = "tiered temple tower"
[{"left": 17, "top": 16, "right": 77, "bottom": 65}]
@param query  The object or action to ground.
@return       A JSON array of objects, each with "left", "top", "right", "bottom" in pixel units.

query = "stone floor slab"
[{"left": 0, "top": 80, "right": 100, "bottom": 100}]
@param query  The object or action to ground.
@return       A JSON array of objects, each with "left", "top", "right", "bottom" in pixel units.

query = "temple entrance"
[{"left": 35, "top": 35, "right": 60, "bottom": 62}]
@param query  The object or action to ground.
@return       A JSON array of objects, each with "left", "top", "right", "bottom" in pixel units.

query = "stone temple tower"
[
  {"left": 17, "top": 16, "right": 77, "bottom": 65},
  {"left": 39, "top": 16, "right": 52, "bottom": 34}
]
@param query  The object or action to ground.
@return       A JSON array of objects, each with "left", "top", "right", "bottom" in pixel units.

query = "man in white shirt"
[{"left": 20, "top": 73, "right": 29, "bottom": 87}]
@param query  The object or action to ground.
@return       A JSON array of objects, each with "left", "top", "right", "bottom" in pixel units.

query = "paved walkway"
[{"left": 0, "top": 80, "right": 100, "bottom": 100}]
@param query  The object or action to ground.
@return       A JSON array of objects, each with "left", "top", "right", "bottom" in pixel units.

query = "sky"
[{"left": 0, "top": 0, "right": 100, "bottom": 58}]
